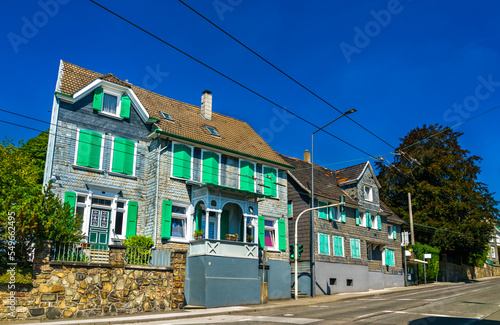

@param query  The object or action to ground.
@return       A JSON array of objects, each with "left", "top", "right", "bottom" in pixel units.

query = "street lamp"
[{"left": 310, "top": 108, "right": 356, "bottom": 297}]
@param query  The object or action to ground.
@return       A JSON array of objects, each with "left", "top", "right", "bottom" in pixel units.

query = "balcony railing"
[
  {"left": 125, "top": 246, "right": 171, "bottom": 267},
  {"left": 50, "top": 242, "right": 109, "bottom": 263}
]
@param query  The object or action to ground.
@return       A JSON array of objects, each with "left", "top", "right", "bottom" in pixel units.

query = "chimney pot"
[
  {"left": 304, "top": 149, "right": 311, "bottom": 163},
  {"left": 201, "top": 90, "right": 212, "bottom": 121}
]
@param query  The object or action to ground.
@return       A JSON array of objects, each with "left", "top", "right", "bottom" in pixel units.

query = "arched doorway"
[{"left": 221, "top": 203, "right": 244, "bottom": 242}]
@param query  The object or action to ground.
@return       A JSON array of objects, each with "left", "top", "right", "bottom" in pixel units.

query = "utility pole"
[{"left": 408, "top": 192, "right": 415, "bottom": 245}]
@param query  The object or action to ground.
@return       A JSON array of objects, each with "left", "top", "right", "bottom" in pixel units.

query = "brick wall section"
[{"left": 0, "top": 244, "right": 187, "bottom": 321}]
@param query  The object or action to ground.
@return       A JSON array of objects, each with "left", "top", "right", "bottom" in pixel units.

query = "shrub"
[
  {"left": 123, "top": 235, "right": 153, "bottom": 265},
  {"left": 408, "top": 242, "right": 441, "bottom": 282}
]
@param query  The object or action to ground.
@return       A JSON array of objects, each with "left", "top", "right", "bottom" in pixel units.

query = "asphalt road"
[{"left": 134, "top": 278, "right": 500, "bottom": 324}]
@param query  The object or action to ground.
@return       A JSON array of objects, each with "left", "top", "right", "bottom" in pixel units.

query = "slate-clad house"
[
  {"left": 44, "top": 61, "right": 293, "bottom": 308},
  {"left": 281, "top": 153, "right": 404, "bottom": 296}
]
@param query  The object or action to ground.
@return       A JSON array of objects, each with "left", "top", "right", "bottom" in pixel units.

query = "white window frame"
[
  {"left": 238, "top": 159, "right": 256, "bottom": 191},
  {"left": 332, "top": 235, "right": 345, "bottom": 257},
  {"left": 170, "top": 142, "right": 194, "bottom": 180},
  {"left": 388, "top": 225, "right": 394, "bottom": 239},
  {"left": 109, "top": 136, "right": 137, "bottom": 176},
  {"left": 170, "top": 202, "right": 191, "bottom": 243},
  {"left": 491, "top": 246, "right": 496, "bottom": 259},
  {"left": 74, "top": 129, "right": 105, "bottom": 170},
  {"left": 262, "top": 165, "right": 278, "bottom": 198},
  {"left": 359, "top": 212, "right": 366, "bottom": 227},
  {"left": 318, "top": 233, "right": 330, "bottom": 255},
  {"left": 113, "top": 199, "right": 127, "bottom": 239},
  {"left": 264, "top": 217, "right": 279, "bottom": 251},
  {"left": 333, "top": 206, "right": 341, "bottom": 222},
  {"left": 201, "top": 149, "right": 221, "bottom": 184},
  {"left": 99, "top": 88, "right": 123, "bottom": 118},
  {"left": 371, "top": 214, "right": 377, "bottom": 229},
  {"left": 350, "top": 238, "right": 361, "bottom": 259},
  {"left": 364, "top": 185, "right": 373, "bottom": 202}
]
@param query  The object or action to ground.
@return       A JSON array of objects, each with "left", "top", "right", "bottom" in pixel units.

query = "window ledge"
[
  {"left": 108, "top": 171, "right": 137, "bottom": 180},
  {"left": 72, "top": 165, "right": 104, "bottom": 174},
  {"left": 98, "top": 111, "right": 124, "bottom": 120}
]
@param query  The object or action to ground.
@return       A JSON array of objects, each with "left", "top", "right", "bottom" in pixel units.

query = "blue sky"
[{"left": 2, "top": 1, "right": 500, "bottom": 204}]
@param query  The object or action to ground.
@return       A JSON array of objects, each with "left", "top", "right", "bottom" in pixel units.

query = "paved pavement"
[{"left": 10, "top": 277, "right": 499, "bottom": 325}]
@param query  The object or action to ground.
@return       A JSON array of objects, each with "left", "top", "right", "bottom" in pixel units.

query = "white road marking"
[
  {"left": 143, "top": 315, "right": 322, "bottom": 324},
  {"left": 356, "top": 312, "right": 378, "bottom": 318},
  {"left": 377, "top": 310, "right": 481, "bottom": 320}
]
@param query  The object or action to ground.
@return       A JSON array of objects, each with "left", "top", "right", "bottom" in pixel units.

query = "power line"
[
  {"left": 177, "top": 0, "right": 395, "bottom": 150},
  {"left": 87, "top": 0, "right": 376, "bottom": 158}
]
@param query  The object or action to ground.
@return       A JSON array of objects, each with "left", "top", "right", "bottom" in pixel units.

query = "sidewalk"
[{"left": 10, "top": 279, "right": 486, "bottom": 325}]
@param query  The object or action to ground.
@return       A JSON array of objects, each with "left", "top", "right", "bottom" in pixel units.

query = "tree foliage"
[
  {"left": 408, "top": 242, "right": 440, "bottom": 282},
  {"left": 0, "top": 133, "right": 83, "bottom": 268},
  {"left": 376, "top": 124, "right": 499, "bottom": 265}
]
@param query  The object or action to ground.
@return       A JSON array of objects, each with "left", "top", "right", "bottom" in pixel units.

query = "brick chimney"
[
  {"left": 304, "top": 149, "right": 311, "bottom": 163},
  {"left": 201, "top": 90, "right": 212, "bottom": 121}
]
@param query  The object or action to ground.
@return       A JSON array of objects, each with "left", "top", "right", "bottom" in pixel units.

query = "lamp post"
[{"left": 310, "top": 108, "right": 356, "bottom": 297}]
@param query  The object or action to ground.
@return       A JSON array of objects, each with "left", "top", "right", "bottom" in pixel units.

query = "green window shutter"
[
  {"left": 92, "top": 87, "right": 103, "bottom": 111},
  {"left": 89, "top": 131, "right": 102, "bottom": 169},
  {"left": 64, "top": 191, "right": 76, "bottom": 215},
  {"left": 173, "top": 144, "right": 191, "bottom": 179},
  {"left": 287, "top": 201, "right": 292, "bottom": 217},
  {"left": 341, "top": 209, "right": 346, "bottom": 223},
  {"left": 351, "top": 239, "right": 360, "bottom": 258},
  {"left": 263, "top": 167, "right": 277, "bottom": 197},
  {"left": 356, "top": 240, "right": 360, "bottom": 258},
  {"left": 161, "top": 200, "right": 172, "bottom": 240},
  {"left": 366, "top": 212, "right": 372, "bottom": 228},
  {"left": 202, "top": 151, "right": 219, "bottom": 185},
  {"left": 120, "top": 94, "right": 131, "bottom": 119},
  {"left": 77, "top": 130, "right": 102, "bottom": 169},
  {"left": 240, "top": 161, "right": 255, "bottom": 192},
  {"left": 258, "top": 216, "right": 265, "bottom": 249},
  {"left": 220, "top": 211, "right": 229, "bottom": 240},
  {"left": 278, "top": 219, "right": 286, "bottom": 251},
  {"left": 122, "top": 139, "right": 135, "bottom": 175},
  {"left": 355, "top": 210, "right": 360, "bottom": 225},
  {"left": 328, "top": 206, "right": 334, "bottom": 220},
  {"left": 318, "top": 201, "right": 327, "bottom": 220},
  {"left": 393, "top": 225, "right": 397, "bottom": 239},
  {"left": 126, "top": 201, "right": 138, "bottom": 238},
  {"left": 334, "top": 236, "right": 342, "bottom": 256},
  {"left": 377, "top": 215, "right": 382, "bottom": 230},
  {"left": 113, "top": 138, "right": 135, "bottom": 175},
  {"left": 195, "top": 206, "right": 202, "bottom": 231},
  {"left": 318, "top": 234, "right": 326, "bottom": 254}
]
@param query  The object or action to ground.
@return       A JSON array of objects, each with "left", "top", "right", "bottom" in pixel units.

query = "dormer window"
[
  {"left": 205, "top": 126, "right": 220, "bottom": 137},
  {"left": 92, "top": 87, "right": 131, "bottom": 119},
  {"left": 364, "top": 185, "right": 373, "bottom": 202},
  {"left": 161, "top": 112, "right": 174, "bottom": 121}
]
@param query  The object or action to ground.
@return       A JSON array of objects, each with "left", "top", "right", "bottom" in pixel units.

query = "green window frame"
[
  {"left": 126, "top": 201, "right": 138, "bottom": 238},
  {"left": 263, "top": 166, "right": 277, "bottom": 197},
  {"left": 92, "top": 87, "right": 131, "bottom": 119},
  {"left": 76, "top": 129, "right": 103, "bottom": 169},
  {"left": 240, "top": 160, "right": 255, "bottom": 192},
  {"left": 112, "top": 137, "right": 135, "bottom": 175},
  {"left": 172, "top": 143, "right": 192, "bottom": 179},
  {"left": 333, "top": 236, "right": 344, "bottom": 257},
  {"left": 350, "top": 238, "right": 361, "bottom": 259},
  {"left": 202, "top": 150, "right": 220, "bottom": 184},
  {"left": 287, "top": 201, "right": 293, "bottom": 217},
  {"left": 318, "top": 233, "right": 330, "bottom": 255}
]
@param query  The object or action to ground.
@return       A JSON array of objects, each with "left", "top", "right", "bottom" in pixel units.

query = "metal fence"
[
  {"left": 50, "top": 242, "right": 109, "bottom": 263},
  {"left": 125, "top": 246, "right": 171, "bottom": 267}
]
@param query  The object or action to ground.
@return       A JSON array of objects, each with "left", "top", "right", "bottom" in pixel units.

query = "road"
[{"left": 127, "top": 278, "right": 500, "bottom": 325}]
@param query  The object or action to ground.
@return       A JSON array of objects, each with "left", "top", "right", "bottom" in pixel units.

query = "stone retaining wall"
[
  {"left": 439, "top": 261, "right": 500, "bottom": 282},
  {"left": 0, "top": 244, "right": 186, "bottom": 321}
]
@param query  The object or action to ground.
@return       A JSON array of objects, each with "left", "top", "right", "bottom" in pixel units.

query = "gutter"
[
  {"left": 153, "top": 129, "right": 294, "bottom": 170},
  {"left": 154, "top": 135, "right": 170, "bottom": 248}
]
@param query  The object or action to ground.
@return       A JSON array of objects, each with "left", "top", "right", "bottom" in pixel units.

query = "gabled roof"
[
  {"left": 335, "top": 161, "right": 381, "bottom": 188},
  {"left": 56, "top": 61, "right": 291, "bottom": 169},
  {"left": 279, "top": 154, "right": 357, "bottom": 205},
  {"left": 380, "top": 201, "right": 405, "bottom": 224}
]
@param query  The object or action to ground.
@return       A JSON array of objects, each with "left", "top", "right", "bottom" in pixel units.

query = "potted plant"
[
  {"left": 247, "top": 235, "right": 254, "bottom": 243},
  {"left": 193, "top": 230, "right": 205, "bottom": 240}
]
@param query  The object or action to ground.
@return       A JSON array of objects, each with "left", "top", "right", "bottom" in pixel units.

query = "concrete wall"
[
  {"left": 262, "top": 260, "right": 290, "bottom": 300},
  {"left": 185, "top": 255, "right": 260, "bottom": 308},
  {"left": 315, "top": 262, "right": 369, "bottom": 294},
  {"left": 368, "top": 272, "right": 404, "bottom": 290}
]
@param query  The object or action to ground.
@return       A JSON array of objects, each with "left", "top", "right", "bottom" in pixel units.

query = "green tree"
[
  {"left": 21, "top": 130, "right": 49, "bottom": 184},
  {"left": 376, "top": 125, "right": 498, "bottom": 266},
  {"left": 0, "top": 135, "right": 83, "bottom": 269}
]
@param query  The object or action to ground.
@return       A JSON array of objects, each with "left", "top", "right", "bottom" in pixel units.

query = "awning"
[{"left": 205, "top": 182, "right": 270, "bottom": 198}]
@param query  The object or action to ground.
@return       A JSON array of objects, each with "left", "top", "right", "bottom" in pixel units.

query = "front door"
[{"left": 88, "top": 208, "right": 110, "bottom": 248}]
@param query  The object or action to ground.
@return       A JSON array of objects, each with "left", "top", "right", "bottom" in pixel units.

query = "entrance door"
[{"left": 88, "top": 208, "right": 110, "bottom": 247}]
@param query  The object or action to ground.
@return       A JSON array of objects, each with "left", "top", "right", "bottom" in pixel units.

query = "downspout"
[{"left": 154, "top": 134, "right": 170, "bottom": 248}]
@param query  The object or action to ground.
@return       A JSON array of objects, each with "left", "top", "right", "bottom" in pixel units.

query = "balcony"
[{"left": 188, "top": 239, "right": 258, "bottom": 259}]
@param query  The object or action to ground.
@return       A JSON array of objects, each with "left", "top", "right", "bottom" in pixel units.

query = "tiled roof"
[
  {"left": 380, "top": 201, "right": 405, "bottom": 224},
  {"left": 58, "top": 61, "right": 291, "bottom": 168},
  {"left": 335, "top": 162, "right": 366, "bottom": 184},
  {"left": 279, "top": 154, "right": 357, "bottom": 205}
]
